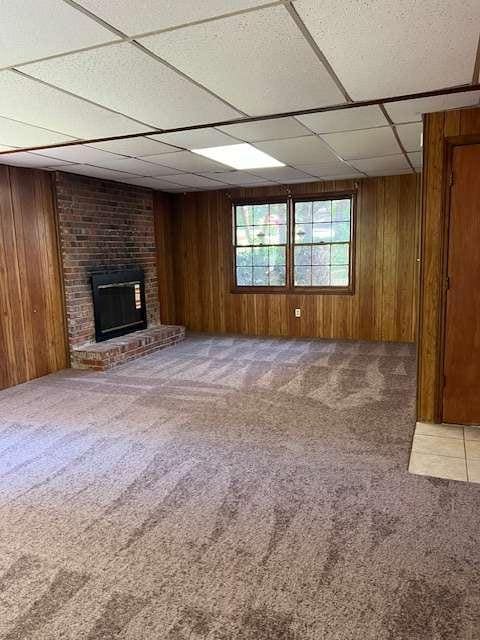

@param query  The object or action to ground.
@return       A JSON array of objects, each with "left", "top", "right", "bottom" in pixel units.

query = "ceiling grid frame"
[{"left": 0, "top": 1, "right": 478, "bottom": 187}]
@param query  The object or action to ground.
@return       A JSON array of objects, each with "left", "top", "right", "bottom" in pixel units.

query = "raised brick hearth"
[{"left": 71, "top": 325, "right": 185, "bottom": 371}]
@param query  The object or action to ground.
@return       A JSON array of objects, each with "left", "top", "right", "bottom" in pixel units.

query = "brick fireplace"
[{"left": 55, "top": 172, "right": 184, "bottom": 369}]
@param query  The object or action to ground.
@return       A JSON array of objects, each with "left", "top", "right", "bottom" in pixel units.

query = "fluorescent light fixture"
[{"left": 191, "top": 143, "right": 285, "bottom": 170}]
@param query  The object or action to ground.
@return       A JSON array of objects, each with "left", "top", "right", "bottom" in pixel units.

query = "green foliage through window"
[{"left": 233, "top": 196, "right": 353, "bottom": 290}]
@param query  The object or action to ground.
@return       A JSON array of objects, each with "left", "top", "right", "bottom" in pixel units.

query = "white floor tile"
[
  {"left": 415, "top": 422, "right": 464, "bottom": 439},
  {"left": 465, "top": 439, "right": 480, "bottom": 460},
  {"left": 412, "top": 434, "right": 465, "bottom": 458},
  {"left": 464, "top": 426, "right": 480, "bottom": 442},
  {"left": 467, "top": 458, "right": 480, "bottom": 483},
  {"left": 409, "top": 451, "right": 467, "bottom": 482}
]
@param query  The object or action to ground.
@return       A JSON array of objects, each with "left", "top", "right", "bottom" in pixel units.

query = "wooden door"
[{"left": 443, "top": 144, "right": 480, "bottom": 424}]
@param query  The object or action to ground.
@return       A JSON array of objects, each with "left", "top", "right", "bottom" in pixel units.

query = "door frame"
[{"left": 436, "top": 134, "right": 480, "bottom": 423}]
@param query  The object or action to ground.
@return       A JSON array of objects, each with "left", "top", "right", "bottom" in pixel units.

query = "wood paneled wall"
[
  {"left": 0, "top": 166, "right": 68, "bottom": 390},
  {"left": 154, "top": 191, "right": 176, "bottom": 325},
  {"left": 417, "top": 106, "right": 480, "bottom": 422},
  {"left": 161, "top": 175, "right": 420, "bottom": 342}
]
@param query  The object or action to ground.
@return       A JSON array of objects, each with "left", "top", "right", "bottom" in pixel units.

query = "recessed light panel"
[{"left": 191, "top": 143, "right": 284, "bottom": 169}]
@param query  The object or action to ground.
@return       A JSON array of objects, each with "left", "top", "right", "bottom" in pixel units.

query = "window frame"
[{"left": 231, "top": 190, "right": 356, "bottom": 295}]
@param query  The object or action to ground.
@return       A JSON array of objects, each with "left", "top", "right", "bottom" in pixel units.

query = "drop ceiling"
[{"left": 0, "top": 0, "right": 479, "bottom": 192}]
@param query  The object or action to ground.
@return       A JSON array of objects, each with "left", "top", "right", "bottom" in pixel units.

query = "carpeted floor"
[{"left": 0, "top": 334, "right": 478, "bottom": 639}]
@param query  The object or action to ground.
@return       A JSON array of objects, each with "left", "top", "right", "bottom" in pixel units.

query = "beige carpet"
[{"left": 0, "top": 334, "right": 478, "bottom": 639}]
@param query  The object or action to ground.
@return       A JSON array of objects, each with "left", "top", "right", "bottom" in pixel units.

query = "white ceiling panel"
[
  {"left": 75, "top": 0, "right": 272, "bottom": 36},
  {"left": 350, "top": 154, "right": 411, "bottom": 176},
  {"left": 297, "top": 106, "right": 388, "bottom": 133},
  {"left": 140, "top": 5, "right": 346, "bottom": 115},
  {"left": 197, "top": 171, "right": 266, "bottom": 185},
  {"left": 255, "top": 136, "right": 339, "bottom": 165},
  {"left": 320, "top": 127, "right": 400, "bottom": 160},
  {"left": 91, "top": 137, "right": 179, "bottom": 157},
  {"left": 249, "top": 167, "right": 314, "bottom": 181},
  {"left": 0, "top": 71, "right": 147, "bottom": 138},
  {"left": 0, "top": 152, "right": 75, "bottom": 168},
  {"left": 146, "top": 151, "right": 228, "bottom": 172},
  {"left": 294, "top": 0, "right": 480, "bottom": 100},
  {"left": 385, "top": 91, "right": 480, "bottom": 124},
  {"left": 273, "top": 176, "right": 320, "bottom": 184},
  {"left": 30, "top": 145, "right": 121, "bottom": 164},
  {"left": 150, "top": 128, "right": 237, "bottom": 149},
  {"left": 297, "top": 162, "right": 363, "bottom": 177},
  {"left": 58, "top": 164, "right": 134, "bottom": 181},
  {"left": 318, "top": 173, "right": 364, "bottom": 181},
  {"left": 0, "top": 117, "right": 76, "bottom": 148},
  {"left": 23, "top": 43, "right": 241, "bottom": 129},
  {"left": 89, "top": 156, "right": 174, "bottom": 176},
  {"left": 0, "top": 0, "right": 117, "bottom": 68},
  {"left": 161, "top": 173, "right": 227, "bottom": 189},
  {"left": 218, "top": 117, "right": 311, "bottom": 142},
  {"left": 396, "top": 122, "right": 423, "bottom": 152},
  {"left": 120, "top": 175, "right": 185, "bottom": 190},
  {"left": 408, "top": 152, "right": 423, "bottom": 169}
]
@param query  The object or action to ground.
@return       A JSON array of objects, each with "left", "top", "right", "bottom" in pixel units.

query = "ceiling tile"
[
  {"left": 197, "top": 171, "right": 266, "bottom": 185},
  {"left": 91, "top": 137, "right": 179, "bottom": 157},
  {"left": 384, "top": 91, "right": 480, "bottom": 124},
  {"left": 30, "top": 145, "right": 121, "bottom": 164},
  {"left": 249, "top": 167, "right": 314, "bottom": 182},
  {"left": 240, "top": 181, "right": 279, "bottom": 187},
  {"left": 89, "top": 156, "right": 173, "bottom": 176},
  {"left": 0, "top": 152, "right": 75, "bottom": 168},
  {"left": 0, "top": 116, "right": 76, "bottom": 148},
  {"left": 396, "top": 122, "right": 423, "bottom": 152},
  {"left": 139, "top": 5, "right": 346, "bottom": 115},
  {"left": 75, "top": 0, "right": 271, "bottom": 35},
  {"left": 317, "top": 173, "right": 364, "bottom": 181},
  {"left": 23, "top": 43, "right": 241, "bottom": 129},
  {"left": 58, "top": 164, "right": 134, "bottom": 181},
  {"left": 254, "top": 136, "right": 339, "bottom": 165},
  {"left": 294, "top": 0, "right": 480, "bottom": 99},
  {"left": 296, "top": 162, "right": 363, "bottom": 177},
  {"left": 161, "top": 173, "right": 227, "bottom": 188},
  {"left": 0, "top": 0, "right": 117, "bottom": 68},
  {"left": 0, "top": 71, "right": 147, "bottom": 138},
  {"left": 350, "top": 154, "right": 411, "bottom": 176},
  {"left": 320, "top": 127, "right": 400, "bottom": 160},
  {"left": 146, "top": 150, "right": 228, "bottom": 172},
  {"left": 121, "top": 176, "right": 185, "bottom": 190},
  {"left": 150, "top": 128, "right": 237, "bottom": 149},
  {"left": 274, "top": 176, "right": 320, "bottom": 184},
  {"left": 161, "top": 187, "right": 202, "bottom": 193},
  {"left": 297, "top": 106, "right": 388, "bottom": 134},
  {"left": 408, "top": 152, "right": 423, "bottom": 169},
  {"left": 218, "top": 117, "right": 311, "bottom": 142}
]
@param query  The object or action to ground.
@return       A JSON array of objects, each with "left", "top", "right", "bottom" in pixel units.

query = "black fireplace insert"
[{"left": 91, "top": 269, "right": 147, "bottom": 342}]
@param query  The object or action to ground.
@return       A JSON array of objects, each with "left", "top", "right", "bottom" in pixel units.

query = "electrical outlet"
[{"left": 295, "top": 308, "right": 301, "bottom": 318}]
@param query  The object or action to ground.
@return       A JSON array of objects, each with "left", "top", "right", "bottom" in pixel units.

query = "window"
[
  {"left": 234, "top": 201, "right": 288, "bottom": 288},
  {"left": 293, "top": 197, "right": 352, "bottom": 288},
  {"left": 233, "top": 193, "right": 354, "bottom": 293}
]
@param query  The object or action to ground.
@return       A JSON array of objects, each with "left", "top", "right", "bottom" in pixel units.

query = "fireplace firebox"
[{"left": 91, "top": 269, "right": 147, "bottom": 342}]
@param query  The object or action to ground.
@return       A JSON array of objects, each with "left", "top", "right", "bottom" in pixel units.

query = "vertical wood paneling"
[
  {"left": 417, "top": 105, "right": 480, "bottom": 422},
  {"left": 154, "top": 192, "right": 176, "bottom": 324},
  {"left": 0, "top": 167, "right": 67, "bottom": 390},
  {"left": 162, "top": 174, "right": 420, "bottom": 343}
]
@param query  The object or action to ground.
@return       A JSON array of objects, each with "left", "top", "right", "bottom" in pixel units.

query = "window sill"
[{"left": 231, "top": 286, "right": 354, "bottom": 296}]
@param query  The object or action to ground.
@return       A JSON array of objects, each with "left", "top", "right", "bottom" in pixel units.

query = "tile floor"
[{"left": 409, "top": 422, "right": 480, "bottom": 483}]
